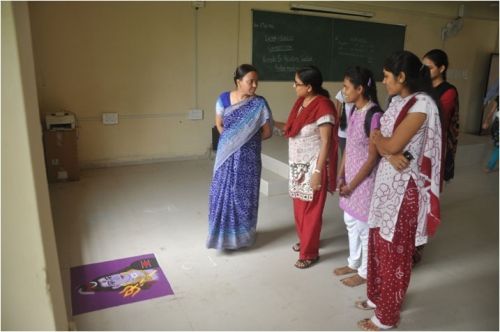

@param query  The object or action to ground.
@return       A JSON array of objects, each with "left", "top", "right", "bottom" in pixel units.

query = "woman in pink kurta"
[
  {"left": 356, "top": 51, "right": 442, "bottom": 331},
  {"left": 334, "top": 67, "right": 383, "bottom": 288}
]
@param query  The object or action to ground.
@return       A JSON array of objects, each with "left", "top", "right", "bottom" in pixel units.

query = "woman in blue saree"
[{"left": 207, "top": 64, "right": 273, "bottom": 250}]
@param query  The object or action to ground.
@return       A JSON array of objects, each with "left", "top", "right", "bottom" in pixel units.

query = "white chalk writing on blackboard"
[
  {"left": 264, "top": 35, "right": 294, "bottom": 42},
  {"left": 262, "top": 54, "right": 314, "bottom": 65},
  {"left": 253, "top": 22, "right": 275, "bottom": 29},
  {"left": 262, "top": 55, "right": 281, "bottom": 63},
  {"left": 336, "top": 37, "right": 375, "bottom": 60},
  {"left": 269, "top": 45, "right": 293, "bottom": 53},
  {"left": 274, "top": 64, "right": 297, "bottom": 73},
  {"left": 283, "top": 55, "right": 299, "bottom": 62}
]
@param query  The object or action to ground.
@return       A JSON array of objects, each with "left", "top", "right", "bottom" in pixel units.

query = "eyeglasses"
[{"left": 293, "top": 81, "right": 306, "bottom": 87}]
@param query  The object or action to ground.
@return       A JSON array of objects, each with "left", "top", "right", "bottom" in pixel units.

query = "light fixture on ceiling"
[
  {"left": 290, "top": 2, "right": 374, "bottom": 18},
  {"left": 192, "top": 1, "right": 205, "bottom": 9}
]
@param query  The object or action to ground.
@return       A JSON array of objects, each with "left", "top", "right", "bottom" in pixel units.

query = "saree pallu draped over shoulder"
[{"left": 207, "top": 95, "right": 272, "bottom": 250}]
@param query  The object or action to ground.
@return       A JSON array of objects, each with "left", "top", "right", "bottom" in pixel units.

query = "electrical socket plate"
[
  {"left": 188, "top": 109, "right": 203, "bottom": 120},
  {"left": 102, "top": 112, "right": 119, "bottom": 125},
  {"left": 57, "top": 170, "right": 68, "bottom": 180}
]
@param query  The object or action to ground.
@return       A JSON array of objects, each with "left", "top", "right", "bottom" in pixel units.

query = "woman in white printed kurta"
[
  {"left": 356, "top": 51, "right": 442, "bottom": 331},
  {"left": 283, "top": 66, "right": 339, "bottom": 269},
  {"left": 368, "top": 93, "right": 441, "bottom": 246}
]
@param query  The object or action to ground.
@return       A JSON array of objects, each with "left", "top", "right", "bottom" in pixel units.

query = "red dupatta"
[
  {"left": 393, "top": 95, "right": 441, "bottom": 237},
  {"left": 284, "top": 95, "right": 339, "bottom": 193}
]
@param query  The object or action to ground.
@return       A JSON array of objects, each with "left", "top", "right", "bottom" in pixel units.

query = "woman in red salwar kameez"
[
  {"left": 283, "top": 66, "right": 339, "bottom": 269},
  {"left": 356, "top": 51, "right": 442, "bottom": 331}
]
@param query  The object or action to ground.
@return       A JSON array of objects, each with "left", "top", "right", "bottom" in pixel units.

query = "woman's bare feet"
[
  {"left": 333, "top": 265, "right": 357, "bottom": 276},
  {"left": 341, "top": 273, "right": 366, "bottom": 287}
]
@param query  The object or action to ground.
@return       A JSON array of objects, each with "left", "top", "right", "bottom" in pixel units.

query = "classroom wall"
[
  {"left": 28, "top": 1, "right": 499, "bottom": 165},
  {"left": 1, "top": 1, "right": 67, "bottom": 329}
]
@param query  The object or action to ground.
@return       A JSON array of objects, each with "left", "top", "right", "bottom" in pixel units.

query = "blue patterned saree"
[{"left": 207, "top": 92, "right": 272, "bottom": 249}]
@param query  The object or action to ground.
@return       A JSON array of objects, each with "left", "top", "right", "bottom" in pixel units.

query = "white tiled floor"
[{"left": 50, "top": 140, "right": 499, "bottom": 330}]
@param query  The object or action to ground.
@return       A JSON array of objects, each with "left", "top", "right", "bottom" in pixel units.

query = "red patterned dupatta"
[
  {"left": 394, "top": 95, "right": 442, "bottom": 236},
  {"left": 284, "top": 95, "right": 339, "bottom": 193}
]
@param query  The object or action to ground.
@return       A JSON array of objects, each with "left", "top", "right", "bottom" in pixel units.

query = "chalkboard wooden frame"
[{"left": 252, "top": 9, "right": 406, "bottom": 82}]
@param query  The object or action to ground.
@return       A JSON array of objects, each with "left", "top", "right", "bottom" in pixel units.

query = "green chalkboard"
[
  {"left": 252, "top": 10, "right": 332, "bottom": 81},
  {"left": 332, "top": 19, "right": 406, "bottom": 81},
  {"left": 252, "top": 10, "right": 406, "bottom": 81}
]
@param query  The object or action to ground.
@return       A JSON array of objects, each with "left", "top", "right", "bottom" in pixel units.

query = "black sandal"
[
  {"left": 294, "top": 257, "right": 319, "bottom": 269},
  {"left": 292, "top": 243, "right": 300, "bottom": 252}
]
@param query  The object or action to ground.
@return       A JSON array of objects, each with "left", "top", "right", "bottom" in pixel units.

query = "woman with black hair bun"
[
  {"left": 356, "top": 51, "right": 442, "bottom": 330},
  {"left": 207, "top": 64, "right": 273, "bottom": 250}
]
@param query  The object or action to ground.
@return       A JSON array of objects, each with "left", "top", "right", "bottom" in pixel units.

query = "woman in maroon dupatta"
[
  {"left": 356, "top": 51, "right": 442, "bottom": 331},
  {"left": 283, "top": 66, "right": 339, "bottom": 269},
  {"left": 410, "top": 50, "right": 459, "bottom": 265}
]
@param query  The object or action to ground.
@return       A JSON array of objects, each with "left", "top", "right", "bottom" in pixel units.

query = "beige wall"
[
  {"left": 28, "top": 1, "right": 499, "bottom": 165},
  {"left": 1, "top": 1, "right": 67, "bottom": 330}
]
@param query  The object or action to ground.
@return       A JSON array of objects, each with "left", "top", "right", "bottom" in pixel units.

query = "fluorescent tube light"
[{"left": 290, "top": 3, "right": 374, "bottom": 18}]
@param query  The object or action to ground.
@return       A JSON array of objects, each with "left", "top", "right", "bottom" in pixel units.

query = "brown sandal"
[
  {"left": 292, "top": 242, "right": 300, "bottom": 252},
  {"left": 294, "top": 257, "right": 319, "bottom": 269}
]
